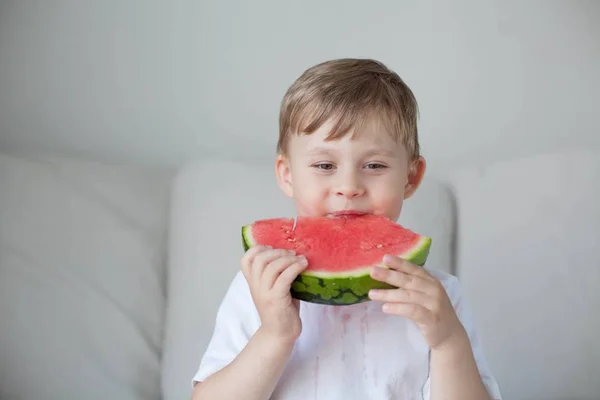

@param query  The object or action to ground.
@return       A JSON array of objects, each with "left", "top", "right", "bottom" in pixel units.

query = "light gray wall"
[{"left": 1, "top": 0, "right": 599, "bottom": 172}]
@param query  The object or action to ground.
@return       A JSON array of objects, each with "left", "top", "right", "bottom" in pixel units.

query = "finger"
[
  {"left": 381, "top": 302, "right": 432, "bottom": 324},
  {"left": 252, "top": 249, "right": 296, "bottom": 283},
  {"left": 292, "top": 298, "right": 300, "bottom": 309},
  {"left": 272, "top": 259, "right": 309, "bottom": 297},
  {"left": 241, "top": 245, "right": 269, "bottom": 278},
  {"left": 382, "top": 255, "right": 434, "bottom": 281},
  {"left": 370, "top": 266, "right": 435, "bottom": 295},
  {"left": 241, "top": 244, "right": 269, "bottom": 265},
  {"left": 262, "top": 255, "right": 305, "bottom": 290},
  {"left": 368, "top": 287, "right": 434, "bottom": 309}
]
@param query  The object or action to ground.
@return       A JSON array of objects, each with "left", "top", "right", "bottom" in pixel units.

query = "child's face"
[{"left": 275, "top": 118, "right": 425, "bottom": 221}]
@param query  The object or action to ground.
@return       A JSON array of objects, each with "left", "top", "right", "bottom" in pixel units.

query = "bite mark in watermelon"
[{"left": 241, "top": 214, "right": 432, "bottom": 306}]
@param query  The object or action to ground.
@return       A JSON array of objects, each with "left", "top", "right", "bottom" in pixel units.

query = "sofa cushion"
[
  {"left": 161, "top": 159, "right": 456, "bottom": 400},
  {"left": 450, "top": 149, "right": 600, "bottom": 399},
  {"left": 0, "top": 153, "right": 172, "bottom": 400}
]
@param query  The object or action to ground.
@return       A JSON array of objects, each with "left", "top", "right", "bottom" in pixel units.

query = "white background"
[{"left": 1, "top": 0, "right": 599, "bottom": 173}]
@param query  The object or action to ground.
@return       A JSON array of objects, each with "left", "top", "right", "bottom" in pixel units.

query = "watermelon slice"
[{"left": 241, "top": 214, "right": 432, "bottom": 306}]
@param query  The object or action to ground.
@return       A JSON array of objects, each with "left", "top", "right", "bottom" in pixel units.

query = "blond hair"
[{"left": 277, "top": 58, "right": 420, "bottom": 160}]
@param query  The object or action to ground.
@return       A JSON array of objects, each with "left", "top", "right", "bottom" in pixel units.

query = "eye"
[
  {"left": 365, "top": 162, "right": 387, "bottom": 170},
  {"left": 312, "top": 162, "right": 336, "bottom": 170}
]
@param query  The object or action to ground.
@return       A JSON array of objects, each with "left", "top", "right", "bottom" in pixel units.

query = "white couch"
[{"left": 1, "top": 149, "right": 599, "bottom": 400}]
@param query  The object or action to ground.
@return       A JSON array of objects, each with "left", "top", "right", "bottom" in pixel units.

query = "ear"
[
  {"left": 403, "top": 156, "right": 426, "bottom": 200},
  {"left": 275, "top": 153, "right": 294, "bottom": 198}
]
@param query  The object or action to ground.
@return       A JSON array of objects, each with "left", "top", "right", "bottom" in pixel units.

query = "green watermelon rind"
[{"left": 241, "top": 225, "right": 432, "bottom": 306}]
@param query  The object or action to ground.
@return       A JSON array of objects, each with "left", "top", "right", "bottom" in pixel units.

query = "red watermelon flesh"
[{"left": 242, "top": 214, "right": 432, "bottom": 305}]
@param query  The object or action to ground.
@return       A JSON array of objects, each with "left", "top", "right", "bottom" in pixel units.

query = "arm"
[
  {"left": 192, "top": 328, "right": 295, "bottom": 400},
  {"left": 191, "top": 246, "right": 308, "bottom": 400},
  {"left": 368, "top": 255, "right": 501, "bottom": 400},
  {"left": 429, "top": 331, "right": 492, "bottom": 400}
]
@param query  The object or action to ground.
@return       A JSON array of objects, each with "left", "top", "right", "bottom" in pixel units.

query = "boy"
[{"left": 191, "top": 58, "right": 502, "bottom": 400}]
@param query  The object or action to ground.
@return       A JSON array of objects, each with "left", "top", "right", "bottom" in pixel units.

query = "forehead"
[{"left": 290, "top": 117, "right": 404, "bottom": 155}]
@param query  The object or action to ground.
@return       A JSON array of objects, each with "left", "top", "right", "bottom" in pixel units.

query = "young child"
[{"left": 191, "top": 58, "right": 502, "bottom": 400}]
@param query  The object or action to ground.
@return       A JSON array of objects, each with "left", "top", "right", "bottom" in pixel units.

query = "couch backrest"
[
  {"left": 449, "top": 149, "right": 600, "bottom": 399},
  {"left": 0, "top": 153, "right": 172, "bottom": 400},
  {"left": 162, "top": 159, "right": 457, "bottom": 400}
]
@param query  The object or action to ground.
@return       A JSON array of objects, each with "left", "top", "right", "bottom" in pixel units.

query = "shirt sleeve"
[
  {"left": 191, "top": 271, "right": 261, "bottom": 386},
  {"left": 422, "top": 270, "right": 503, "bottom": 400}
]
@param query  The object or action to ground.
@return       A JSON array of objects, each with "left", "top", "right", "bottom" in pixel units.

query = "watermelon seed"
[
  {"left": 284, "top": 230, "right": 290, "bottom": 234},
  {"left": 287, "top": 237, "right": 296, "bottom": 242},
  {"left": 376, "top": 244, "right": 383, "bottom": 249}
]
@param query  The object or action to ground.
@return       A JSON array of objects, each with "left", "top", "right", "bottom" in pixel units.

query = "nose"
[{"left": 333, "top": 171, "right": 365, "bottom": 199}]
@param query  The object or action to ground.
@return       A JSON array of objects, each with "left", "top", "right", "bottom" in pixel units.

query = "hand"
[
  {"left": 368, "top": 255, "right": 467, "bottom": 350},
  {"left": 241, "top": 245, "right": 309, "bottom": 342}
]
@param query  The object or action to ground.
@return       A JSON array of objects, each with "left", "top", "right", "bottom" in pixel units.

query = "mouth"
[{"left": 328, "top": 210, "right": 369, "bottom": 218}]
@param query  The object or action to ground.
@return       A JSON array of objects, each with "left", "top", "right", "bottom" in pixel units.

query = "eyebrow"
[
  {"left": 305, "top": 147, "right": 397, "bottom": 158},
  {"left": 306, "top": 147, "right": 338, "bottom": 156},
  {"left": 362, "top": 148, "right": 397, "bottom": 158}
]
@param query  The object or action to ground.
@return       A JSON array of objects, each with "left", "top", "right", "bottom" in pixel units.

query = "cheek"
[
  {"left": 372, "top": 175, "right": 405, "bottom": 198},
  {"left": 375, "top": 192, "right": 404, "bottom": 210},
  {"left": 369, "top": 177, "right": 406, "bottom": 211},
  {"left": 294, "top": 190, "right": 328, "bottom": 217},
  {"left": 291, "top": 170, "right": 328, "bottom": 209}
]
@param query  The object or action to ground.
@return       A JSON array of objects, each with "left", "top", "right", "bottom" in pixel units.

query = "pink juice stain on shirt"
[
  {"left": 341, "top": 312, "right": 351, "bottom": 362},
  {"left": 360, "top": 306, "right": 374, "bottom": 385},
  {"left": 342, "top": 312, "right": 351, "bottom": 336},
  {"left": 314, "top": 356, "right": 320, "bottom": 399}
]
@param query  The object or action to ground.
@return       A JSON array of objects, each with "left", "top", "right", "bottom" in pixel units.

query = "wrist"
[
  {"left": 431, "top": 328, "right": 470, "bottom": 363},
  {"left": 256, "top": 326, "right": 298, "bottom": 351}
]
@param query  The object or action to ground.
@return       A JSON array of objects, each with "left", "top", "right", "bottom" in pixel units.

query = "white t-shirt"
[{"left": 193, "top": 268, "right": 502, "bottom": 400}]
